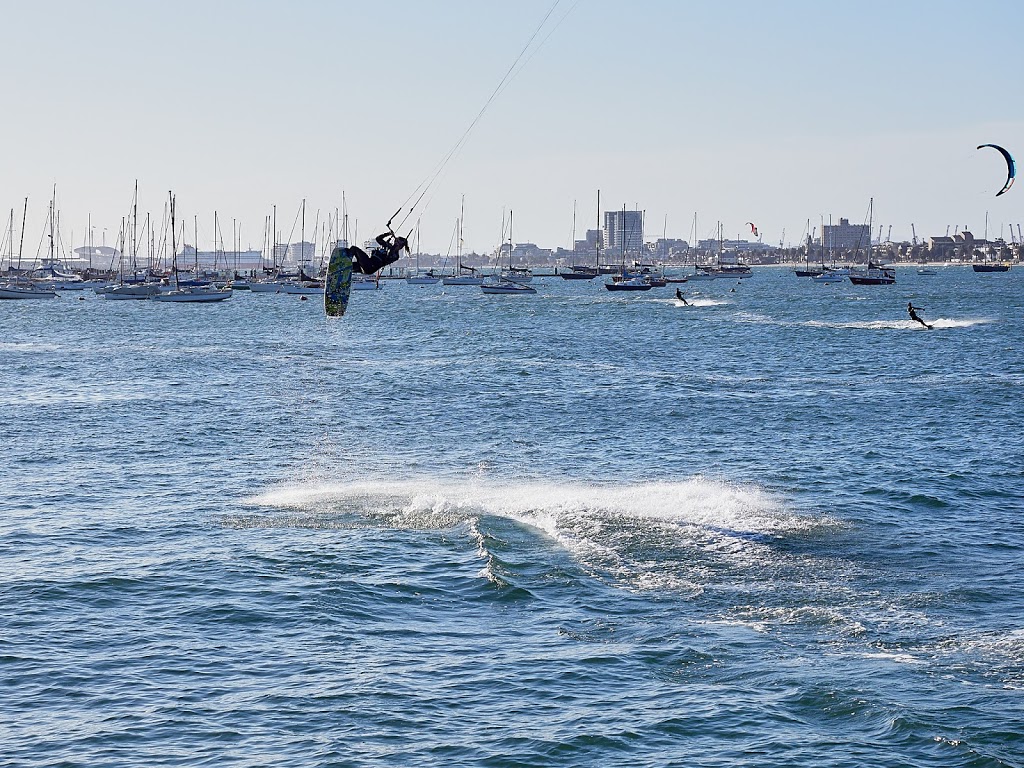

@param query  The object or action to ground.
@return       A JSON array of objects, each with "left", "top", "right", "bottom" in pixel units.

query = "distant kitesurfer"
[
  {"left": 907, "top": 302, "right": 932, "bottom": 329},
  {"left": 675, "top": 287, "right": 688, "bottom": 305},
  {"left": 350, "top": 228, "right": 411, "bottom": 274}
]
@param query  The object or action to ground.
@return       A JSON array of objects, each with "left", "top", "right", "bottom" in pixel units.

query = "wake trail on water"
[
  {"left": 240, "top": 477, "right": 835, "bottom": 590},
  {"left": 671, "top": 298, "right": 728, "bottom": 308},
  {"left": 802, "top": 317, "right": 991, "bottom": 331}
]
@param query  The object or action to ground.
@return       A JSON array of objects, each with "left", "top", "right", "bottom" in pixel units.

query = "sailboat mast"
[
  {"left": 132, "top": 181, "right": 138, "bottom": 273},
  {"left": 170, "top": 193, "right": 177, "bottom": 283},
  {"left": 867, "top": 197, "right": 873, "bottom": 265},
  {"left": 692, "top": 211, "right": 697, "bottom": 271},
  {"left": 48, "top": 191, "right": 55, "bottom": 266},
  {"left": 596, "top": 189, "right": 601, "bottom": 269},
  {"left": 342, "top": 192, "right": 348, "bottom": 246},
  {"left": 621, "top": 203, "right": 626, "bottom": 270},
  {"left": 458, "top": 194, "right": 465, "bottom": 272},
  {"left": 662, "top": 214, "right": 667, "bottom": 260}
]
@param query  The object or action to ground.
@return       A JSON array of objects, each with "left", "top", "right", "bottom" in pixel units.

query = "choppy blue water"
[{"left": 2, "top": 266, "right": 1022, "bottom": 767}]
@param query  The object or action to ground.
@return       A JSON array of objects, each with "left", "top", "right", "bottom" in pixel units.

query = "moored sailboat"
[
  {"left": 482, "top": 209, "right": 536, "bottom": 295},
  {"left": 847, "top": 198, "right": 895, "bottom": 285},
  {"left": 152, "top": 194, "right": 231, "bottom": 303},
  {"left": 406, "top": 221, "right": 440, "bottom": 284},
  {"left": 0, "top": 200, "right": 58, "bottom": 299}
]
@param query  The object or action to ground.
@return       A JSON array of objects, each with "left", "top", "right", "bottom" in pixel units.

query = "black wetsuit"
[
  {"left": 350, "top": 232, "right": 410, "bottom": 274},
  {"left": 908, "top": 303, "right": 931, "bottom": 329},
  {"left": 675, "top": 288, "right": 687, "bottom": 304}
]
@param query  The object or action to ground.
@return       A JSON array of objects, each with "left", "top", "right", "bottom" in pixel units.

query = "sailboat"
[
  {"left": 707, "top": 222, "right": 752, "bottom": 279},
  {"left": 794, "top": 220, "right": 823, "bottom": 277},
  {"left": 249, "top": 207, "right": 287, "bottom": 293},
  {"left": 560, "top": 198, "right": 598, "bottom": 280},
  {"left": 152, "top": 194, "right": 231, "bottom": 303},
  {"left": 685, "top": 213, "right": 716, "bottom": 281},
  {"left": 279, "top": 201, "right": 324, "bottom": 295},
  {"left": 605, "top": 204, "right": 652, "bottom": 291},
  {"left": 405, "top": 219, "right": 440, "bottom": 284},
  {"left": 0, "top": 199, "right": 58, "bottom": 300},
  {"left": 101, "top": 187, "right": 164, "bottom": 299},
  {"left": 442, "top": 200, "right": 482, "bottom": 285},
  {"left": 482, "top": 209, "right": 536, "bottom": 294},
  {"left": 847, "top": 198, "right": 895, "bottom": 285},
  {"left": 498, "top": 209, "right": 533, "bottom": 283}
]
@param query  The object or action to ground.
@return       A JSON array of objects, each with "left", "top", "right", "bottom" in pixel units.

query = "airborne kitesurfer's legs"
[{"left": 349, "top": 246, "right": 380, "bottom": 275}]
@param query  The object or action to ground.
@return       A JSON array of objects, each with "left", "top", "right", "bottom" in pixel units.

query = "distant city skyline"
[{"left": 0, "top": 0, "right": 1021, "bottom": 256}]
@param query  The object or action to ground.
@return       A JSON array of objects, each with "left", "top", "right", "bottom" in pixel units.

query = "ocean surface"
[{"left": 2, "top": 266, "right": 1022, "bottom": 767}]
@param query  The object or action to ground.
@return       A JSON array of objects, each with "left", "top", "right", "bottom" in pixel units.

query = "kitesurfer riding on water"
[{"left": 908, "top": 302, "right": 932, "bottom": 329}]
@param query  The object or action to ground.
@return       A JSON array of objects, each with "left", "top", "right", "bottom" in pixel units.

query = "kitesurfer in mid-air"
[
  {"left": 675, "top": 287, "right": 688, "bottom": 305},
  {"left": 907, "top": 302, "right": 932, "bottom": 329},
  {"left": 349, "top": 228, "right": 410, "bottom": 274}
]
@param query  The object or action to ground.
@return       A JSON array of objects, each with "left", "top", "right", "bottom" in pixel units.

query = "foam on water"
[
  {"left": 245, "top": 476, "right": 810, "bottom": 535},
  {"left": 672, "top": 297, "right": 729, "bottom": 307},
  {"left": 802, "top": 317, "right": 992, "bottom": 330},
  {"left": 243, "top": 476, "right": 833, "bottom": 594}
]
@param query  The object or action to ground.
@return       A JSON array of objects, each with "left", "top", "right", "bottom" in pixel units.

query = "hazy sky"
[{"left": 1, "top": 0, "right": 1021, "bottom": 256}]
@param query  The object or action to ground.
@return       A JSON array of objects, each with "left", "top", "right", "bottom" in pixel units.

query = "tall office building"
[
  {"left": 820, "top": 218, "right": 870, "bottom": 251},
  {"left": 603, "top": 210, "right": 644, "bottom": 256}
]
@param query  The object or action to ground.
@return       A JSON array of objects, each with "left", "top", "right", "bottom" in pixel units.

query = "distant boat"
[
  {"left": 917, "top": 267, "right": 937, "bottom": 276},
  {"left": 407, "top": 270, "right": 441, "bottom": 285},
  {"left": 559, "top": 265, "right": 598, "bottom": 280},
  {"left": 405, "top": 221, "right": 440, "bottom": 284},
  {"left": 687, "top": 267, "right": 717, "bottom": 281},
  {"left": 795, "top": 220, "right": 824, "bottom": 276},
  {"left": 848, "top": 261, "right": 895, "bottom": 285},
  {"left": 712, "top": 263, "right": 753, "bottom": 279},
  {"left": 483, "top": 210, "right": 536, "bottom": 295},
  {"left": 440, "top": 200, "right": 482, "bottom": 285},
  {"left": 441, "top": 271, "right": 483, "bottom": 285},
  {"left": 812, "top": 270, "right": 845, "bottom": 284},
  {"left": 151, "top": 193, "right": 231, "bottom": 303},
  {"left": 710, "top": 222, "right": 752, "bottom": 279},
  {"left": 481, "top": 278, "right": 536, "bottom": 295},
  {"left": 559, "top": 199, "right": 598, "bottom": 279},
  {"left": 605, "top": 274, "right": 653, "bottom": 291},
  {"left": 0, "top": 196, "right": 60, "bottom": 299},
  {"left": 500, "top": 265, "right": 533, "bottom": 283},
  {"left": 100, "top": 283, "right": 162, "bottom": 300},
  {"left": 278, "top": 280, "right": 324, "bottom": 295},
  {"left": 972, "top": 263, "right": 1010, "bottom": 272},
  {"left": 152, "top": 285, "right": 232, "bottom": 303},
  {"left": 352, "top": 274, "right": 382, "bottom": 290},
  {"left": 0, "top": 281, "right": 58, "bottom": 299},
  {"left": 846, "top": 199, "right": 895, "bottom": 285},
  {"left": 31, "top": 264, "right": 86, "bottom": 290}
]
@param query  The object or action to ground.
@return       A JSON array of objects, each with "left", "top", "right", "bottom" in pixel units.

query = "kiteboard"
[{"left": 325, "top": 246, "right": 353, "bottom": 317}]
